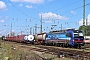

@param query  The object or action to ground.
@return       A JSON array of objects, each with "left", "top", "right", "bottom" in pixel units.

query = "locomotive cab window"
[
  {"left": 79, "top": 33, "right": 83, "bottom": 36},
  {"left": 74, "top": 30, "right": 83, "bottom": 37},
  {"left": 74, "top": 32, "right": 84, "bottom": 38}
]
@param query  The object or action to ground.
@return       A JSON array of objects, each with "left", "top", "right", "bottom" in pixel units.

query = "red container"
[{"left": 5, "top": 35, "right": 25, "bottom": 43}]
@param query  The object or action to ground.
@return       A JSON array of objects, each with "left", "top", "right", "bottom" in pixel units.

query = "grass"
[
  {"left": 0, "top": 40, "right": 75, "bottom": 60},
  {"left": 0, "top": 41, "right": 21, "bottom": 60},
  {"left": 0, "top": 41, "right": 42, "bottom": 60}
]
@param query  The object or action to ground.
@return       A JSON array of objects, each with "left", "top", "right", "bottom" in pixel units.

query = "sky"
[{"left": 0, "top": 0, "right": 90, "bottom": 36}]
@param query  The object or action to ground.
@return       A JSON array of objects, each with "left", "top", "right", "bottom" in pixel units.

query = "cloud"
[
  {"left": 26, "top": 5, "right": 32, "bottom": 8},
  {"left": 78, "top": 14, "right": 90, "bottom": 26},
  {"left": 78, "top": 19, "right": 83, "bottom": 26},
  {"left": 45, "top": 20, "right": 52, "bottom": 23},
  {"left": 10, "top": 0, "right": 44, "bottom": 4},
  {"left": 71, "top": 11, "right": 76, "bottom": 14},
  {"left": 19, "top": 3, "right": 23, "bottom": 7},
  {"left": 5, "top": 16, "right": 9, "bottom": 19},
  {"left": 0, "top": 20, "right": 4, "bottom": 23},
  {"left": 0, "top": 1, "right": 7, "bottom": 11},
  {"left": 0, "top": 16, "right": 1, "bottom": 18},
  {"left": 39, "top": 12, "right": 68, "bottom": 20}
]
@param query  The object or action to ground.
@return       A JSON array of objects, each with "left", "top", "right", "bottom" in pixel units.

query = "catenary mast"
[{"left": 83, "top": 0, "right": 86, "bottom": 35}]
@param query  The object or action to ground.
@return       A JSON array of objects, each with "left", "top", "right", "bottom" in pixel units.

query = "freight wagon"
[
  {"left": 4, "top": 34, "right": 35, "bottom": 44},
  {"left": 4, "top": 35, "right": 25, "bottom": 42}
]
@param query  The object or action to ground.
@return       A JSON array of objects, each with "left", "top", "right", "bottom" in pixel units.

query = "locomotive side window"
[
  {"left": 66, "top": 33, "right": 72, "bottom": 37},
  {"left": 46, "top": 35, "right": 48, "bottom": 38}
]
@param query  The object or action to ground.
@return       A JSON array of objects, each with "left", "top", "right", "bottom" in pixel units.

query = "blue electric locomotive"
[{"left": 45, "top": 29, "right": 85, "bottom": 48}]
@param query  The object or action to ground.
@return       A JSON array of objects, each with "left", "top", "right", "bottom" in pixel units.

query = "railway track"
[
  {"left": 81, "top": 43, "right": 90, "bottom": 49},
  {"left": 19, "top": 43, "right": 90, "bottom": 60},
  {"left": 1, "top": 40, "right": 90, "bottom": 60},
  {"left": 34, "top": 45, "right": 90, "bottom": 60}
]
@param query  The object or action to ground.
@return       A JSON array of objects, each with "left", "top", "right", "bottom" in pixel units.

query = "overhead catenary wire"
[
  {"left": 53, "top": 1, "right": 90, "bottom": 18},
  {"left": 7, "top": 0, "right": 90, "bottom": 18},
  {"left": 47, "top": 0, "right": 90, "bottom": 22},
  {"left": 7, "top": 0, "right": 31, "bottom": 18},
  {"left": 32, "top": 0, "right": 81, "bottom": 21},
  {"left": 52, "top": 0, "right": 81, "bottom": 13},
  {"left": 36, "top": 0, "right": 83, "bottom": 22},
  {"left": 37, "top": 1, "right": 90, "bottom": 23},
  {"left": 2, "top": 0, "right": 90, "bottom": 35},
  {"left": 7, "top": 0, "right": 90, "bottom": 25},
  {"left": 36, "top": 0, "right": 60, "bottom": 9},
  {"left": 7, "top": 0, "right": 82, "bottom": 21},
  {"left": 66, "top": 2, "right": 90, "bottom": 17},
  {"left": 7, "top": 0, "right": 60, "bottom": 21}
]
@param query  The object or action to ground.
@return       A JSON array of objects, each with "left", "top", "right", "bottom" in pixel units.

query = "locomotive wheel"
[
  {"left": 65, "top": 43, "right": 68, "bottom": 48},
  {"left": 78, "top": 44, "right": 81, "bottom": 49}
]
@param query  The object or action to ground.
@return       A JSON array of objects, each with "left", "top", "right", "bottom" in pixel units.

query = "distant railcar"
[
  {"left": 84, "top": 36, "right": 90, "bottom": 43},
  {"left": 4, "top": 35, "right": 25, "bottom": 42},
  {"left": 24, "top": 35, "right": 35, "bottom": 44},
  {"left": 4, "top": 34, "right": 35, "bottom": 44},
  {"left": 35, "top": 33, "right": 46, "bottom": 44}
]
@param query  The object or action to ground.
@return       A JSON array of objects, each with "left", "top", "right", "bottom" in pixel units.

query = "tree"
[
  {"left": 0, "top": 36, "right": 5, "bottom": 40},
  {"left": 79, "top": 25, "right": 90, "bottom": 36}
]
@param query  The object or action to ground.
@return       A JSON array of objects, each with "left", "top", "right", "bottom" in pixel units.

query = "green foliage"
[
  {"left": 79, "top": 25, "right": 90, "bottom": 36},
  {"left": 0, "top": 36, "right": 5, "bottom": 40},
  {"left": 0, "top": 37, "right": 2, "bottom": 40}
]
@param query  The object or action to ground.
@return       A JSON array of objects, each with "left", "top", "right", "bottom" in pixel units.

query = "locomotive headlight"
[{"left": 73, "top": 40, "right": 74, "bottom": 42}]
